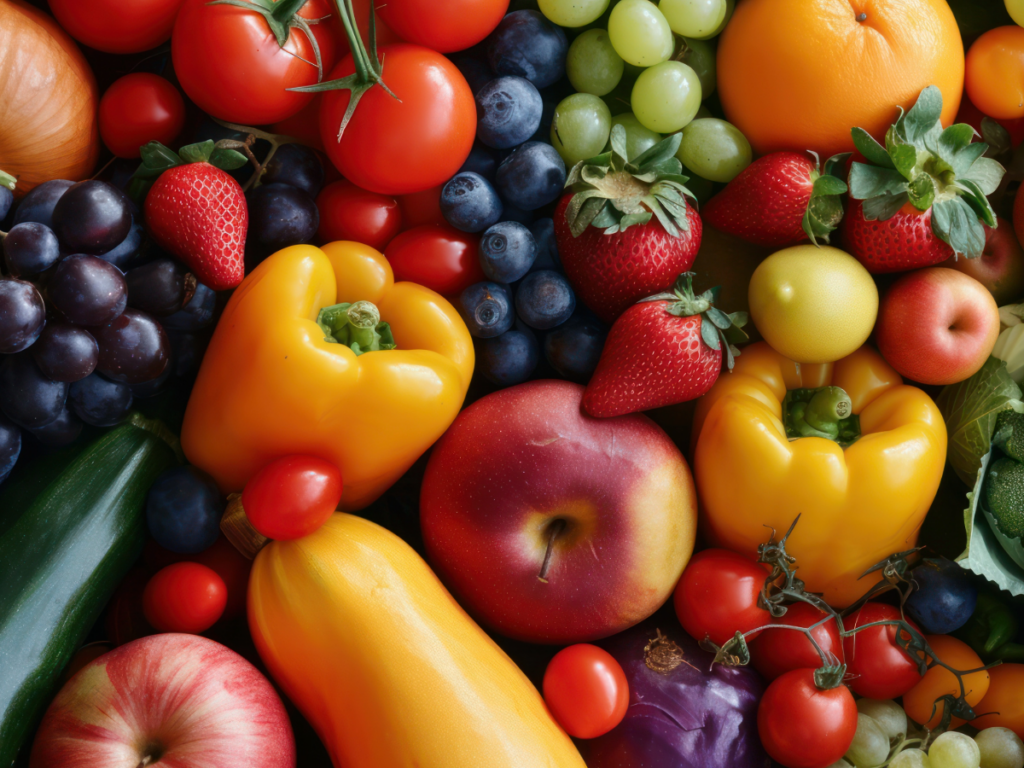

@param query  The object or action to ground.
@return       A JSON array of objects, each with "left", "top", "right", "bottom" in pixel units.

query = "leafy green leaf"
[
  {"left": 823, "top": 152, "right": 852, "bottom": 178},
  {"left": 962, "top": 156, "right": 1006, "bottom": 196},
  {"left": 139, "top": 141, "right": 181, "bottom": 170},
  {"left": 981, "top": 117, "right": 1012, "bottom": 159},
  {"left": 937, "top": 123, "right": 978, "bottom": 164},
  {"left": 179, "top": 140, "right": 215, "bottom": 164},
  {"left": 888, "top": 142, "right": 919, "bottom": 181},
  {"left": 957, "top": 179, "right": 998, "bottom": 228},
  {"left": 633, "top": 132, "right": 682, "bottom": 169},
  {"left": 907, "top": 173, "right": 936, "bottom": 211},
  {"left": 609, "top": 123, "right": 629, "bottom": 162},
  {"left": 851, "top": 127, "right": 894, "bottom": 168},
  {"left": 705, "top": 306, "right": 733, "bottom": 330},
  {"left": 209, "top": 148, "right": 248, "bottom": 171},
  {"left": 646, "top": 197, "right": 677, "bottom": 237},
  {"left": 900, "top": 85, "right": 944, "bottom": 144},
  {"left": 849, "top": 163, "right": 908, "bottom": 200},
  {"left": 862, "top": 192, "right": 909, "bottom": 221},
  {"left": 618, "top": 211, "right": 651, "bottom": 231},
  {"left": 952, "top": 141, "right": 989, "bottom": 178},
  {"left": 936, "top": 197, "right": 987, "bottom": 258},
  {"left": 700, "top": 316, "right": 721, "bottom": 350}
]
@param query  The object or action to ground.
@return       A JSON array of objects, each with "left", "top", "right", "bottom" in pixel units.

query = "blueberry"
[
  {"left": 29, "top": 407, "right": 82, "bottom": 448},
  {"left": 162, "top": 283, "right": 216, "bottom": 331},
  {"left": 516, "top": 269, "right": 575, "bottom": 329},
  {"left": 262, "top": 143, "right": 325, "bottom": 198},
  {"left": 96, "top": 220, "right": 144, "bottom": 271},
  {"left": 544, "top": 312, "right": 606, "bottom": 381},
  {"left": 529, "top": 218, "right": 560, "bottom": 272},
  {"left": 495, "top": 141, "right": 566, "bottom": 211},
  {"left": 0, "top": 412, "right": 21, "bottom": 484},
  {"left": 441, "top": 172, "right": 503, "bottom": 233},
  {"left": 51, "top": 180, "right": 132, "bottom": 255},
  {"left": 500, "top": 202, "right": 536, "bottom": 225},
  {"left": 452, "top": 56, "right": 494, "bottom": 96},
  {"left": 69, "top": 373, "right": 133, "bottom": 427},
  {"left": 246, "top": 183, "right": 319, "bottom": 269},
  {"left": 459, "top": 281, "right": 515, "bottom": 338},
  {"left": 476, "top": 76, "right": 544, "bottom": 150},
  {"left": 458, "top": 142, "right": 500, "bottom": 181},
  {"left": 0, "top": 186, "right": 13, "bottom": 223},
  {"left": 12, "top": 180, "right": 74, "bottom": 228},
  {"left": 478, "top": 326, "right": 539, "bottom": 386},
  {"left": 480, "top": 221, "right": 536, "bottom": 282},
  {"left": 0, "top": 352, "right": 68, "bottom": 429},
  {"left": 906, "top": 558, "right": 978, "bottom": 635},
  {"left": 486, "top": 10, "right": 568, "bottom": 89},
  {"left": 146, "top": 465, "right": 224, "bottom": 554}
]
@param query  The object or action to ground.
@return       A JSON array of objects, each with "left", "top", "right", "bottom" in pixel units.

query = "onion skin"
[
  {"left": 0, "top": 0, "right": 99, "bottom": 198},
  {"left": 586, "top": 616, "right": 769, "bottom": 768}
]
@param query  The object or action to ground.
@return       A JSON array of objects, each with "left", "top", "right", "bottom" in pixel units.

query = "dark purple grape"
[
  {"left": 130, "top": 361, "right": 173, "bottom": 399},
  {"left": 262, "top": 143, "right": 325, "bottom": 198},
  {"left": 126, "top": 259, "right": 195, "bottom": 317},
  {"left": 12, "top": 180, "right": 74, "bottom": 228},
  {"left": 96, "top": 220, "right": 144, "bottom": 271},
  {"left": 48, "top": 254, "right": 128, "bottom": 327},
  {"left": 245, "top": 183, "right": 319, "bottom": 268},
  {"left": 51, "top": 180, "right": 132, "bottom": 254},
  {"left": 162, "top": 283, "right": 216, "bottom": 331},
  {"left": 69, "top": 373, "right": 132, "bottom": 427},
  {"left": 0, "top": 352, "right": 68, "bottom": 429},
  {"left": 0, "top": 186, "right": 13, "bottom": 224},
  {"left": 92, "top": 309, "right": 170, "bottom": 384},
  {"left": 168, "top": 330, "right": 208, "bottom": 379},
  {"left": 0, "top": 278, "right": 46, "bottom": 354},
  {"left": 0, "top": 412, "right": 21, "bottom": 484},
  {"left": 3, "top": 222, "right": 62, "bottom": 276},
  {"left": 31, "top": 323, "right": 99, "bottom": 382},
  {"left": 28, "top": 407, "right": 83, "bottom": 447}
]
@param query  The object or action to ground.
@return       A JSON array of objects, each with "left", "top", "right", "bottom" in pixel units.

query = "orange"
[
  {"left": 966, "top": 26, "right": 1024, "bottom": 121},
  {"left": 717, "top": 0, "right": 964, "bottom": 159},
  {"left": 901, "top": 635, "right": 989, "bottom": 730}
]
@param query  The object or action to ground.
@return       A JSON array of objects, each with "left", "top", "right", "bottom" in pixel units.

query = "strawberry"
[
  {"left": 842, "top": 85, "right": 1006, "bottom": 274},
  {"left": 582, "top": 273, "right": 748, "bottom": 419},
  {"left": 701, "top": 151, "right": 848, "bottom": 247},
  {"left": 554, "top": 126, "right": 702, "bottom": 324},
  {"left": 134, "top": 140, "right": 250, "bottom": 291}
]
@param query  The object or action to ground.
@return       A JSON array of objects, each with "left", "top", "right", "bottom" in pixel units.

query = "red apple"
[
  {"left": 876, "top": 267, "right": 1000, "bottom": 385},
  {"left": 420, "top": 380, "right": 698, "bottom": 644},
  {"left": 29, "top": 634, "right": 295, "bottom": 768},
  {"left": 944, "top": 217, "right": 1024, "bottom": 304}
]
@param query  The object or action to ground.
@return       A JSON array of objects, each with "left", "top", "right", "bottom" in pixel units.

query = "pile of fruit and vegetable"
[{"left": 5, "top": 0, "right": 1024, "bottom": 766}]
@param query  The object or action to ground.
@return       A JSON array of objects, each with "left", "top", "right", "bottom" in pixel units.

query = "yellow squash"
[{"left": 248, "top": 513, "right": 587, "bottom": 768}]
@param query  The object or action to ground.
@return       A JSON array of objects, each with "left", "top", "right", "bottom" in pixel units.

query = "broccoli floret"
[
  {"left": 994, "top": 411, "right": 1024, "bottom": 464},
  {"left": 984, "top": 457, "right": 1024, "bottom": 538}
]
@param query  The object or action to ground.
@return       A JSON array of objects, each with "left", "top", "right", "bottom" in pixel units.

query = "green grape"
[
  {"left": 891, "top": 750, "right": 932, "bottom": 768},
  {"left": 975, "top": 727, "right": 1024, "bottom": 768},
  {"left": 609, "top": 112, "right": 662, "bottom": 160},
  {"left": 539, "top": 0, "right": 610, "bottom": 27},
  {"left": 930, "top": 732, "right": 982, "bottom": 768},
  {"left": 856, "top": 699, "right": 908, "bottom": 744},
  {"left": 659, "top": 0, "right": 727, "bottom": 39},
  {"left": 567, "top": 29, "right": 625, "bottom": 96},
  {"left": 631, "top": 61, "right": 702, "bottom": 133},
  {"left": 677, "top": 117, "right": 752, "bottom": 182},
  {"left": 825, "top": 761, "right": 853, "bottom": 768},
  {"left": 845, "top": 714, "right": 891, "bottom": 768},
  {"left": 608, "top": 0, "right": 674, "bottom": 67},
  {"left": 709, "top": 0, "right": 734, "bottom": 35},
  {"left": 677, "top": 37, "right": 717, "bottom": 98},
  {"left": 695, "top": 105, "right": 713, "bottom": 120},
  {"left": 551, "top": 93, "right": 613, "bottom": 166},
  {"left": 1007, "top": 0, "right": 1024, "bottom": 27}
]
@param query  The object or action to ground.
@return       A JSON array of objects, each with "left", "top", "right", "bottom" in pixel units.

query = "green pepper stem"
[
  {"left": 782, "top": 386, "right": 861, "bottom": 446},
  {"left": 345, "top": 301, "right": 380, "bottom": 350}
]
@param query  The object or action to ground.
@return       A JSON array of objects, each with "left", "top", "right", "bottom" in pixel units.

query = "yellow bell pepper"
[
  {"left": 692, "top": 342, "right": 947, "bottom": 608},
  {"left": 181, "top": 242, "right": 474, "bottom": 511}
]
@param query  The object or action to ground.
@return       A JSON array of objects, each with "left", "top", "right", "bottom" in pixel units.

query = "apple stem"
[
  {"left": 538, "top": 519, "right": 566, "bottom": 583},
  {"left": 136, "top": 757, "right": 152, "bottom": 768}
]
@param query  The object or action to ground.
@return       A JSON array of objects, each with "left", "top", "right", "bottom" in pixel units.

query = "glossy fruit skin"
[
  {"left": 554, "top": 193, "right": 702, "bottom": 324},
  {"left": 543, "top": 644, "right": 629, "bottom": 739},
  {"left": 246, "top": 183, "right": 320, "bottom": 267},
  {"left": 317, "top": 181, "right": 402, "bottom": 252},
  {"left": 320, "top": 44, "right": 476, "bottom": 195},
  {"left": 173, "top": 0, "right": 336, "bottom": 125},
  {"left": 757, "top": 669, "right": 858, "bottom": 768},
  {"left": 515, "top": 270, "right": 576, "bottom": 330},
  {"left": 967, "top": 26, "right": 1024, "bottom": 121},
  {"left": 495, "top": 142, "right": 567, "bottom": 211},
  {"left": 36, "top": 323, "right": 101, "bottom": 384},
  {"left": 385, "top": 224, "right": 485, "bottom": 296},
  {"left": 0, "top": 352, "right": 69, "bottom": 429},
  {"left": 49, "top": 0, "right": 184, "bottom": 53},
  {"left": 146, "top": 465, "right": 224, "bottom": 554},
  {"left": 262, "top": 143, "right": 324, "bottom": 198},
  {"left": 945, "top": 217, "right": 1024, "bottom": 305},
  {"left": 52, "top": 180, "right": 132, "bottom": 255},
  {"left": 842, "top": 603, "right": 924, "bottom": 699},
  {"left": 93, "top": 309, "right": 171, "bottom": 384},
  {"left": 673, "top": 549, "right": 770, "bottom": 647},
  {"left": 398, "top": 186, "right": 446, "bottom": 229},
  {"left": 441, "top": 172, "right": 504, "bottom": 233},
  {"left": 142, "top": 562, "right": 227, "bottom": 633},
  {"left": 717, "top": 0, "right": 964, "bottom": 159},
  {"left": 903, "top": 634, "right": 989, "bottom": 729},
  {"left": 476, "top": 76, "right": 544, "bottom": 150},
  {"left": 841, "top": 199, "right": 954, "bottom": 274},
  {"left": 486, "top": 10, "right": 568, "bottom": 89},
  {"left": 459, "top": 281, "right": 515, "bottom": 338},
  {"left": 0, "top": 414, "right": 20, "bottom": 483},
  {"left": 750, "top": 603, "right": 844, "bottom": 682},
  {"left": 29, "top": 407, "right": 82, "bottom": 448},
  {"left": 12, "top": 180, "right": 74, "bottom": 229},
  {"left": 243, "top": 455, "right": 343, "bottom": 540},
  {"left": 905, "top": 559, "right": 978, "bottom": 635},
  {"left": 0, "top": 278, "right": 45, "bottom": 354},
  {"left": 69, "top": 373, "right": 133, "bottom": 427},
  {"left": 99, "top": 73, "right": 185, "bottom": 158},
  {"left": 3, "top": 222, "right": 61, "bottom": 276},
  {"left": 973, "top": 663, "right": 1024, "bottom": 737},
  {"left": 379, "top": 0, "right": 508, "bottom": 53}
]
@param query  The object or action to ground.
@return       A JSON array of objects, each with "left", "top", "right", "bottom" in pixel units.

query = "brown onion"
[{"left": 0, "top": 0, "right": 99, "bottom": 198}]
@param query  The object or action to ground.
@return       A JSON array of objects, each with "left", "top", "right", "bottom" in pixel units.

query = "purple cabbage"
[{"left": 585, "top": 616, "right": 770, "bottom": 768}]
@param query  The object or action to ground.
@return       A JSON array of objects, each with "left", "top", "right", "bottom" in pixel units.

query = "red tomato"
[
  {"left": 398, "top": 186, "right": 446, "bottom": 229},
  {"left": 386, "top": 224, "right": 486, "bottom": 297},
  {"left": 317, "top": 180, "right": 402, "bottom": 251},
  {"left": 50, "top": 0, "right": 186, "bottom": 53},
  {"left": 378, "top": 0, "right": 509, "bottom": 53},
  {"left": 99, "top": 74, "right": 185, "bottom": 159},
  {"left": 842, "top": 603, "right": 924, "bottom": 699},
  {"left": 242, "top": 455, "right": 343, "bottom": 541},
  {"left": 750, "top": 603, "right": 844, "bottom": 682},
  {"left": 966, "top": 26, "right": 1024, "bottom": 121},
  {"left": 543, "top": 644, "right": 629, "bottom": 739},
  {"left": 758, "top": 669, "right": 858, "bottom": 768},
  {"left": 319, "top": 44, "right": 476, "bottom": 195},
  {"left": 142, "top": 536, "right": 252, "bottom": 621},
  {"left": 271, "top": 95, "right": 327, "bottom": 153},
  {"left": 172, "top": 0, "right": 337, "bottom": 125},
  {"left": 673, "top": 549, "right": 771, "bottom": 647},
  {"left": 142, "top": 562, "right": 227, "bottom": 634}
]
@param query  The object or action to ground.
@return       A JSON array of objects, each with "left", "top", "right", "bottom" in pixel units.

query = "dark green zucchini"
[{"left": 0, "top": 414, "right": 178, "bottom": 767}]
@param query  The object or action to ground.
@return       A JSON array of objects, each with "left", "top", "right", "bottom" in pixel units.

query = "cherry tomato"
[
  {"left": 378, "top": 0, "right": 508, "bottom": 53},
  {"left": 966, "top": 26, "right": 1024, "bottom": 121},
  {"left": 955, "top": 92, "right": 1024, "bottom": 148},
  {"left": 757, "top": 669, "right": 858, "bottom": 768},
  {"left": 49, "top": 0, "right": 186, "bottom": 53},
  {"left": 99, "top": 74, "right": 185, "bottom": 159},
  {"left": 542, "top": 644, "right": 629, "bottom": 739},
  {"left": 242, "top": 455, "right": 343, "bottom": 541},
  {"left": 673, "top": 549, "right": 771, "bottom": 647},
  {"left": 842, "top": 603, "right": 924, "bottom": 699},
  {"left": 320, "top": 44, "right": 476, "bottom": 195},
  {"left": 142, "top": 562, "right": 227, "bottom": 634},
  {"left": 317, "top": 180, "right": 402, "bottom": 251},
  {"left": 973, "top": 663, "right": 1024, "bottom": 737},
  {"left": 142, "top": 536, "right": 252, "bottom": 620},
  {"left": 172, "top": 0, "right": 338, "bottom": 125},
  {"left": 903, "top": 634, "right": 989, "bottom": 730},
  {"left": 398, "top": 186, "right": 446, "bottom": 229},
  {"left": 385, "top": 224, "right": 486, "bottom": 297},
  {"left": 750, "top": 603, "right": 844, "bottom": 682}
]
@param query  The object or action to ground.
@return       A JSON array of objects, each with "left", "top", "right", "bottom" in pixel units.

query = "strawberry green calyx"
[
  {"left": 640, "top": 272, "right": 749, "bottom": 370},
  {"left": 129, "top": 140, "right": 249, "bottom": 202},
  {"left": 0, "top": 170, "right": 16, "bottom": 192},
  {"left": 848, "top": 85, "right": 1006, "bottom": 259},
  {"left": 803, "top": 152, "right": 850, "bottom": 245},
  {"left": 563, "top": 124, "right": 697, "bottom": 237}
]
